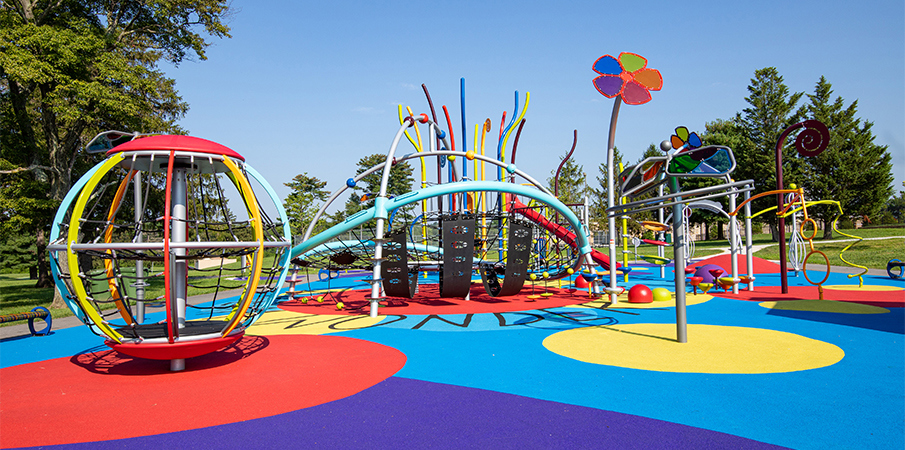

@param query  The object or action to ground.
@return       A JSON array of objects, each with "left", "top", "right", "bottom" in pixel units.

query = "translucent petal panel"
[
  {"left": 621, "top": 81, "right": 652, "bottom": 105},
  {"left": 618, "top": 52, "right": 647, "bottom": 73},
  {"left": 633, "top": 68, "right": 663, "bottom": 91},
  {"left": 593, "top": 75, "right": 624, "bottom": 98},
  {"left": 593, "top": 55, "right": 622, "bottom": 75},
  {"left": 668, "top": 154, "right": 699, "bottom": 173},
  {"left": 688, "top": 132, "right": 702, "bottom": 148}
]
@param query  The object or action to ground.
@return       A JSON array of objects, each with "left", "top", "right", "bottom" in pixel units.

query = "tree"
[
  {"left": 335, "top": 153, "right": 415, "bottom": 225},
  {"left": 733, "top": 67, "right": 805, "bottom": 241},
  {"left": 0, "top": 0, "right": 232, "bottom": 293},
  {"left": 800, "top": 77, "right": 894, "bottom": 237},
  {"left": 547, "top": 154, "right": 588, "bottom": 207},
  {"left": 590, "top": 147, "right": 623, "bottom": 227},
  {"left": 885, "top": 188, "right": 905, "bottom": 224},
  {"left": 284, "top": 173, "right": 329, "bottom": 239},
  {"left": 692, "top": 119, "right": 747, "bottom": 240}
]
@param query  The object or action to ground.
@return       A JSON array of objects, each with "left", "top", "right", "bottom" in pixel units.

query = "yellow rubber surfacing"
[
  {"left": 822, "top": 284, "right": 902, "bottom": 291},
  {"left": 246, "top": 310, "right": 384, "bottom": 335},
  {"left": 544, "top": 324, "right": 844, "bottom": 374}
]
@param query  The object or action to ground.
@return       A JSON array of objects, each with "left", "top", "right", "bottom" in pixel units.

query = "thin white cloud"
[{"left": 352, "top": 106, "right": 381, "bottom": 114}]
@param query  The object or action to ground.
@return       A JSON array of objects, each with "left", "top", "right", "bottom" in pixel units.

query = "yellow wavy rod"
[{"left": 734, "top": 189, "right": 867, "bottom": 286}]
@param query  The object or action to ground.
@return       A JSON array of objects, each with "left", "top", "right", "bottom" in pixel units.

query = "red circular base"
[{"left": 106, "top": 332, "right": 244, "bottom": 360}]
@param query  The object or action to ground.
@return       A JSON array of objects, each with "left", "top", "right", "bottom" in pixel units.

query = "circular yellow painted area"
[
  {"left": 246, "top": 310, "right": 384, "bottom": 336},
  {"left": 823, "top": 284, "right": 903, "bottom": 292},
  {"left": 759, "top": 300, "right": 889, "bottom": 314},
  {"left": 543, "top": 324, "right": 844, "bottom": 374},
  {"left": 573, "top": 293, "right": 712, "bottom": 309}
]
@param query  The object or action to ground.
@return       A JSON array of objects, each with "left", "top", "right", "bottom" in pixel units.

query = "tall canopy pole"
[
  {"left": 605, "top": 97, "right": 622, "bottom": 303},
  {"left": 591, "top": 52, "right": 663, "bottom": 303}
]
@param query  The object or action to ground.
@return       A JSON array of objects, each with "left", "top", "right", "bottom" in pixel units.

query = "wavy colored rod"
[
  {"left": 735, "top": 190, "right": 867, "bottom": 287},
  {"left": 496, "top": 92, "right": 530, "bottom": 177},
  {"left": 399, "top": 105, "right": 428, "bottom": 250},
  {"left": 510, "top": 118, "right": 526, "bottom": 168},
  {"left": 398, "top": 105, "right": 422, "bottom": 152}
]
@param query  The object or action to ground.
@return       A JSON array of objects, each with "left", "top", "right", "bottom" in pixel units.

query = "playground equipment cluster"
[{"left": 46, "top": 52, "right": 870, "bottom": 370}]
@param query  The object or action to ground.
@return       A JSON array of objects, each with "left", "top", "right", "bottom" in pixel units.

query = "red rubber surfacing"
[
  {"left": 689, "top": 255, "right": 782, "bottom": 274},
  {"left": 280, "top": 283, "right": 592, "bottom": 316},
  {"left": 0, "top": 334, "right": 405, "bottom": 448}
]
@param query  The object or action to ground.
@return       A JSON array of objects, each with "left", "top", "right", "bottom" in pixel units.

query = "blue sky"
[{"left": 163, "top": 0, "right": 904, "bottom": 206}]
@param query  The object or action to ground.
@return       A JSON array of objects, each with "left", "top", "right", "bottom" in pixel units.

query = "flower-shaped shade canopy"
[
  {"left": 670, "top": 126, "right": 702, "bottom": 152},
  {"left": 666, "top": 145, "right": 736, "bottom": 178},
  {"left": 592, "top": 53, "right": 663, "bottom": 105}
]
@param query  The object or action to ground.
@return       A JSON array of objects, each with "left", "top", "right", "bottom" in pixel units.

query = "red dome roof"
[{"left": 106, "top": 135, "right": 244, "bottom": 161}]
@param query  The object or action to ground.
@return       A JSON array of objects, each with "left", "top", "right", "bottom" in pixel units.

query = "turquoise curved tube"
[
  {"left": 299, "top": 240, "right": 443, "bottom": 260},
  {"left": 241, "top": 164, "right": 292, "bottom": 326},
  {"left": 290, "top": 181, "right": 592, "bottom": 259},
  {"left": 49, "top": 160, "right": 107, "bottom": 321}
]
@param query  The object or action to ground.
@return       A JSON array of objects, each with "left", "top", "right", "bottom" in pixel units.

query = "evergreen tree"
[
  {"left": 734, "top": 67, "right": 805, "bottom": 241},
  {"left": 884, "top": 188, "right": 905, "bottom": 224},
  {"left": 338, "top": 153, "right": 415, "bottom": 224},
  {"left": 691, "top": 119, "right": 747, "bottom": 240},
  {"left": 547, "top": 155, "right": 589, "bottom": 206},
  {"left": 800, "top": 77, "right": 894, "bottom": 237},
  {"left": 283, "top": 173, "right": 329, "bottom": 239},
  {"left": 590, "top": 147, "right": 623, "bottom": 228}
]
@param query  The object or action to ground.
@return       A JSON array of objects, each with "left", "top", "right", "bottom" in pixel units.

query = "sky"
[{"left": 162, "top": 0, "right": 905, "bottom": 209}]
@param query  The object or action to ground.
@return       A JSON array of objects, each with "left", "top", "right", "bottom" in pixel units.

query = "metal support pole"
[
  {"left": 606, "top": 98, "right": 622, "bottom": 304},
  {"left": 728, "top": 185, "right": 739, "bottom": 294},
  {"left": 669, "top": 177, "right": 687, "bottom": 343},
  {"left": 657, "top": 184, "right": 666, "bottom": 279},
  {"left": 775, "top": 138, "right": 789, "bottom": 293},
  {"left": 619, "top": 163, "right": 628, "bottom": 282},
  {"left": 133, "top": 173, "right": 145, "bottom": 324},
  {"left": 370, "top": 218, "right": 384, "bottom": 319},
  {"left": 744, "top": 188, "right": 755, "bottom": 291},
  {"left": 170, "top": 167, "right": 188, "bottom": 371}
]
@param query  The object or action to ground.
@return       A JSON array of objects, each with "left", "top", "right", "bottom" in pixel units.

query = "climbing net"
[
  {"left": 49, "top": 156, "right": 289, "bottom": 341},
  {"left": 292, "top": 193, "right": 584, "bottom": 304}
]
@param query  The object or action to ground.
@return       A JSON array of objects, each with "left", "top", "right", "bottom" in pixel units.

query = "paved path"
[{"left": 0, "top": 284, "right": 280, "bottom": 341}]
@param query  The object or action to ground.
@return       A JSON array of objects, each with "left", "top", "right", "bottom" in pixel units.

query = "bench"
[{"left": 0, "top": 307, "right": 53, "bottom": 336}]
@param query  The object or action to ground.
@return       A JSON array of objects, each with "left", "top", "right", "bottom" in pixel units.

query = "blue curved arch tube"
[{"left": 290, "top": 181, "right": 592, "bottom": 261}]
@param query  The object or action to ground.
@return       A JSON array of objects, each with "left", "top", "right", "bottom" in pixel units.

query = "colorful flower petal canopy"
[
  {"left": 592, "top": 52, "right": 663, "bottom": 105},
  {"left": 670, "top": 126, "right": 702, "bottom": 152}
]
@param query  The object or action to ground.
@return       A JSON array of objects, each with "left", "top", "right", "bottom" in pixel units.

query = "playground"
[
  {"left": 1, "top": 53, "right": 904, "bottom": 449},
  {"left": 2, "top": 255, "right": 902, "bottom": 449}
]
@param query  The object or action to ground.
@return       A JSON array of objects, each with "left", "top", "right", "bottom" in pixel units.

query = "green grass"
[
  {"left": 754, "top": 235, "right": 904, "bottom": 270},
  {"left": 0, "top": 274, "right": 75, "bottom": 326},
  {"left": 4, "top": 228, "right": 900, "bottom": 325}
]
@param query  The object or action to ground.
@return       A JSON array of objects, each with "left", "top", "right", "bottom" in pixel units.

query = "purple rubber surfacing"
[{"left": 29, "top": 377, "right": 789, "bottom": 449}]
